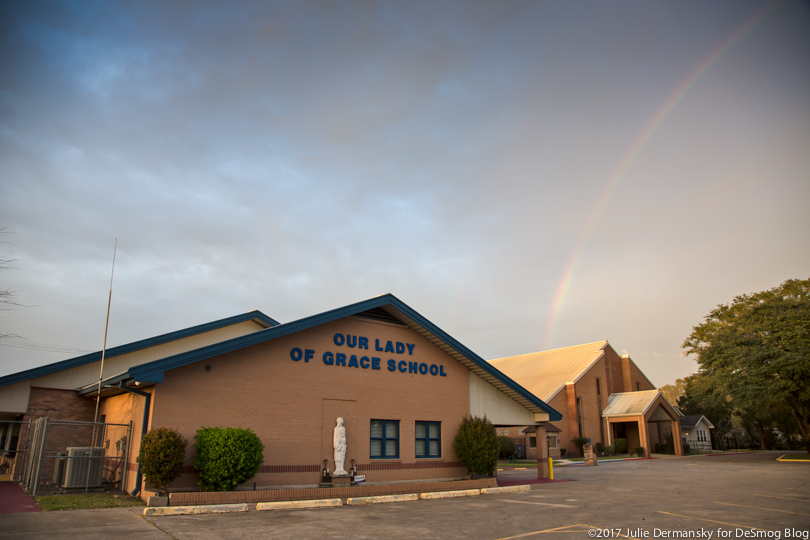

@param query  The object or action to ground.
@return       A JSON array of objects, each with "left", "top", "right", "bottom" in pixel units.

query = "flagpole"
[{"left": 94, "top": 238, "right": 117, "bottom": 424}]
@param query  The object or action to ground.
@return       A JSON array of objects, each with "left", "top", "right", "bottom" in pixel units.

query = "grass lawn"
[{"left": 35, "top": 493, "right": 146, "bottom": 511}]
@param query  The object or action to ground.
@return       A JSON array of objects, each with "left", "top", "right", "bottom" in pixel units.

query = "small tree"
[
  {"left": 572, "top": 436, "right": 588, "bottom": 457},
  {"left": 634, "top": 447, "right": 645, "bottom": 457},
  {"left": 453, "top": 415, "right": 499, "bottom": 477},
  {"left": 497, "top": 436, "right": 516, "bottom": 459},
  {"left": 614, "top": 438, "right": 627, "bottom": 454},
  {"left": 194, "top": 427, "right": 264, "bottom": 491},
  {"left": 138, "top": 428, "right": 187, "bottom": 496}
]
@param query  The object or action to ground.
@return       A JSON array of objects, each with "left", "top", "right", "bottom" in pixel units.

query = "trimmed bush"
[
  {"left": 560, "top": 448, "right": 567, "bottom": 458},
  {"left": 665, "top": 435, "right": 675, "bottom": 454},
  {"left": 634, "top": 447, "right": 645, "bottom": 457},
  {"left": 595, "top": 442, "right": 605, "bottom": 456},
  {"left": 138, "top": 428, "right": 188, "bottom": 496},
  {"left": 683, "top": 443, "right": 690, "bottom": 454},
  {"left": 614, "top": 438, "right": 627, "bottom": 454},
  {"left": 453, "top": 415, "right": 499, "bottom": 476},
  {"left": 497, "top": 436, "right": 516, "bottom": 459},
  {"left": 194, "top": 427, "right": 264, "bottom": 491},
  {"left": 605, "top": 445, "right": 615, "bottom": 456}
]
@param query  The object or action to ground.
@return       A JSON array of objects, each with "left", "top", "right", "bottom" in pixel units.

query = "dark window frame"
[
  {"left": 370, "top": 419, "right": 399, "bottom": 459},
  {"left": 415, "top": 421, "right": 441, "bottom": 458}
]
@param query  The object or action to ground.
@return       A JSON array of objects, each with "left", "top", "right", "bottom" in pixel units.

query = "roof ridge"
[{"left": 489, "top": 340, "right": 608, "bottom": 362}]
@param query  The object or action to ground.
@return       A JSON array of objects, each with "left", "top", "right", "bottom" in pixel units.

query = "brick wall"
[
  {"left": 24, "top": 387, "right": 95, "bottom": 422},
  {"left": 146, "top": 316, "right": 473, "bottom": 492}
]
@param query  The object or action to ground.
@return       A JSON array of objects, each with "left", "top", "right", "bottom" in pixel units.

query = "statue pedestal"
[
  {"left": 331, "top": 474, "right": 352, "bottom": 487},
  {"left": 583, "top": 443, "right": 598, "bottom": 466}
]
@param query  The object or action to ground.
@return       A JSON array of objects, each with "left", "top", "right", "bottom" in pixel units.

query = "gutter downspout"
[{"left": 118, "top": 382, "right": 151, "bottom": 497}]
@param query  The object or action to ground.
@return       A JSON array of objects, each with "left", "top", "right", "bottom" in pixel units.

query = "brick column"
[
  {"left": 565, "top": 383, "right": 577, "bottom": 456},
  {"left": 536, "top": 423, "right": 549, "bottom": 479}
]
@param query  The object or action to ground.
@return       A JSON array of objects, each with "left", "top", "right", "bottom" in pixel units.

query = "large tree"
[{"left": 683, "top": 279, "right": 810, "bottom": 452}]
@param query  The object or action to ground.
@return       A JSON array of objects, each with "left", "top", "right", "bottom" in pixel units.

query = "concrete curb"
[
  {"left": 419, "top": 489, "right": 480, "bottom": 500},
  {"left": 257, "top": 499, "right": 343, "bottom": 511},
  {"left": 346, "top": 494, "right": 419, "bottom": 505},
  {"left": 480, "top": 485, "right": 531, "bottom": 495},
  {"left": 143, "top": 503, "right": 249, "bottom": 517}
]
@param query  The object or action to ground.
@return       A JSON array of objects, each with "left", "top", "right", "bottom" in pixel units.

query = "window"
[
  {"left": 518, "top": 427, "right": 524, "bottom": 435},
  {"left": 415, "top": 421, "right": 441, "bottom": 458},
  {"left": 576, "top": 398, "right": 583, "bottom": 437},
  {"left": 529, "top": 436, "right": 537, "bottom": 448},
  {"left": 504, "top": 428, "right": 510, "bottom": 436},
  {"left": 636, "top": 382, "right": 641, "bottom": 391},
  {"left": 547, "top": 435, "right": 558, "bottom": 448},
  {"left": 370, "top": 420, "right": 399, "bottom": 459},
  {"left": 697, "top": 429, "right": 707, "bottom": 443}
]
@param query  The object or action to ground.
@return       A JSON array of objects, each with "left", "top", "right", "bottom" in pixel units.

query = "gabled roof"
[
  {"left": 0, "top": 310, "right": 279, "bottom": 388},
  {"left": 123, "top": 294, "right": 561, "bottom": 420},
  {"left": 601, "top": 390, "right": 662, "bottom": 416},
  {"left": 679, "top": 415, "right": 715, "bottom": 430},
  {"left": 488, "top": 341, "right": 610, "bottom": 402}
]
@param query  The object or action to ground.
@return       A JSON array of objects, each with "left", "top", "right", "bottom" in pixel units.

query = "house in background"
[
  {"left": 679, "top": 414, "right": 715, "bottom": 453},
  {"left": 490, "top": 340, "right": 682, "bottom": 458}
]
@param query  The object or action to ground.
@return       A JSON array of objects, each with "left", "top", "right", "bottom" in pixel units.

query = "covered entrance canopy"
[{"left": 601, "top": 390, "right": 682, "bottom": 456}]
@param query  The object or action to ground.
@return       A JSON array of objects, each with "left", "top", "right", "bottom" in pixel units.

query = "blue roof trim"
[
  {"left": 0, "top": 310, "right": 278, "bottom": 388},
  {"left": 127, "top": 295, "right": 562, "bottom": 421}
]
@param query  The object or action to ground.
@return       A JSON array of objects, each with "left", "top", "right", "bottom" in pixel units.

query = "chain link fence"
[{"left": 9, "top": 417, "right": 131, "bottom": 496}]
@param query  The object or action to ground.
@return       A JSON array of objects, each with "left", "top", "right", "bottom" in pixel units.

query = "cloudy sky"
[{"left": 1, "top": 0, "right": 808, "bottom": 388}]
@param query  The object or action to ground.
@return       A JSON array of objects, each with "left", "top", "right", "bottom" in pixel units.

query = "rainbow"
[{"left": 543, "top": 0, "right": 788, "bottom": 349}]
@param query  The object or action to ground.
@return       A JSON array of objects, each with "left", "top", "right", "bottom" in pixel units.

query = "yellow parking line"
[
  {"left": 656, "top": 511, "right": 768, "bottom": 531},
  {"left": 712, "top": 501, "right": 810, "bottom": 517},
  {"left": 754, "top": 493, "right": 809, "bottom": 502}
]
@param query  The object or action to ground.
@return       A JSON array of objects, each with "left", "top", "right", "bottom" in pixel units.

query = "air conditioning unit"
[{"left": 63, "top": 447, "right": 104, "bottom": 488}]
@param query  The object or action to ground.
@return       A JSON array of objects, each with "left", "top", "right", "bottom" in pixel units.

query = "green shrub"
[
  {"left": 605, "top": 445, "right": 614, "bottom": 456},
  {"left": 194, "top": 427, "right": 264, "bottom": 491},
  {"left": 572, "top": 436, "right": 588, "bottom": 457},
  {"left": 453, "top": 415, "right": 499, "bottom": 476},
  {"left": 614, "top": 438, "right": 627, "bottom": 454},
  {"left": 595, "top": 442, "right": 605, "bottom": 456},
  {"left": 665, "top": 435, "right": 675, "bottom": 454},
  {"left": 683, "top": 443, "right": 690, "bottom": 454},
  {"left": 497, "top": 436, "right": 516, "bottom": 459},
  {"left": 634, "top": 447, "right": 645, "bottom": 457},
  {"left": 138, "top": 428, "right": 188, "bottom": 496},
  {"left": 654, "top": 443, "right": 662, "bottom": 453},
  {"left": 560, "top": 448, "right": 567, "bottom": 458}
]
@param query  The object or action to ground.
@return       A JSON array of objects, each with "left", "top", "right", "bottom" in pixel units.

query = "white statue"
[{"left": 333, "top": 417, "right": 347, "bottom": 475}]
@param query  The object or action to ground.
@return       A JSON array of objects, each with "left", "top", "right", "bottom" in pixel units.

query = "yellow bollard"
[{"left": 548, "top": 457, "right": 553, "bottom": 480}]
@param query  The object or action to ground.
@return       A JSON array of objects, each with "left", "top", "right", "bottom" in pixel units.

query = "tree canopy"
[{"left": 683, "top": 278, "right": 810, "bottom": 451}]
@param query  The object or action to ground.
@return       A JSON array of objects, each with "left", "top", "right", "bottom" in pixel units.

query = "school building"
[
  {"left": 490, "top": 341, "right": 682, "bottom": 458},
  {"left": 0, "top": 294, "right": 561, "bottom": 499}
]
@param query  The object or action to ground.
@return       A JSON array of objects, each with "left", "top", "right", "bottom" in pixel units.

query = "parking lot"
[{"left": 1, "top": 451, "right": 808, "bottom": 539}]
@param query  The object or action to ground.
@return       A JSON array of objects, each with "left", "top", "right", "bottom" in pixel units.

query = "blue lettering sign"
[
  {"left": 406, "top": 343, "right": 415, "bottom": 355},
  {"left": 440, "top": 365, "right": 447, "bottom": 377},
  {"left": 408, "top": 361, "right": 418, "bottom": 374},
  {"left": 419, "top": 363, "right": 428, "bottom": 374},
  {"left": 398, "top": 360, "right": 408, "bottom": 373},
  {"left": 323, "top": 351, "right": 334, "bottom": 365},
  {"left": 396, "top": 342, "right": 405, "bottom": 354},
  {"left": 360, "top": 356, "right": 370, "bottom": 368},
  {"left": 334, "top": 333, "right": 345, "bottom": 346},
  {"left": 388, "top": 359, "right": 396, "bottom": 371},
  {"left": 347, "top": 335, "right": 357, "bottom": 348},
  {"left": 385, "top": 341, "right": 395, "bottom": 353},
  {"left": 429, "top": 364, "right": 438, "bottom": 375},
  {"left": 348, "top": 355, "right": 359, "bottom": 368},
  {"left": 290, "top": 348, "right": 303, "bottom": 361},
  {"left": 336, "top": 353, "right": 347, "bottom": 366},
  {"left": 359, "top": 337, "right": 369, "bottom": 349},
  {"left": 372, "top": 357, "right": 381, "bottom": 370},
  {"left": 376, "top": 339, "right": 384, "bottom": 352}
]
